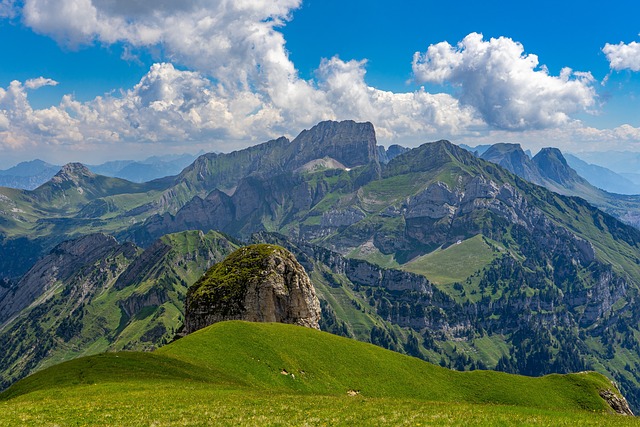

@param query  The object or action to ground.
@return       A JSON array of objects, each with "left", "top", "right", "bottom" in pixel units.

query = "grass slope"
[
  {"left": 402, "top": 235, "right": 501, "bottom": 285},
  {"left": 1, "top": 321, "right": 636, "bottom": 426}
]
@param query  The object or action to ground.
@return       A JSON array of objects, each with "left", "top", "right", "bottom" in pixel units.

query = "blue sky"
[{"left": 0, "top": 0, "right": 639, "bottom": 168}]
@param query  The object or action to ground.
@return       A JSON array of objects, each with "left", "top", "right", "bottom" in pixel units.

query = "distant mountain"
[
  {"left": 30, "top": 163, "right": 162, "bottom": 213},
  {"left": 622, "top": 173, "right": 640, "bottom": 186},
  {"left": 574, "top": 151, "right": 640, "bottom": 174},
  {"left": 532, "top": 147, "right": 588, "bottom": 188},
  {"left": 88, "top": 152, "right": 201, "bottom": 183},
  {"left": 478, "top": 143, "right": 640, "bottom": 228},
  {"left": 0, "top": 160, "right": 60, "bottom": 190},
  {"left": 480, "top": 143, "right": 543, "bottom": 183},
  {"left": 564, "top": 154, "right": 640, "bottom": 195},
  {"left": 0, "top": 153, "right": 201, "bottom": 191},
  {"left": 458, "top": 143, "right": 492, "bottom": 156},
  {"left": 377, "top": 144, "right": 410, "bottom": 164},
  {"left": 0, "top": 159, "right": 59, "bottom": 178}
]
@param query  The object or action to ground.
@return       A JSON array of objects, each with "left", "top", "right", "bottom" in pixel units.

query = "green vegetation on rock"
[
  {"left": 187, "top": 244, "right": 288, "bottom": 313},
  {"left": 0, "top": 230, "right": 239, "bottom": 391}
]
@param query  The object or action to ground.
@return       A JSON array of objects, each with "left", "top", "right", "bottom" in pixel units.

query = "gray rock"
[
  {"left": 600, "top": 386, "right": 634, "bottom": 416},
  {"left": 185, "top": 244, "right": 321, "bottom": 333}
]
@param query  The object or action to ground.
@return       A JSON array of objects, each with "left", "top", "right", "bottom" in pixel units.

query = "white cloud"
[
  {"left": 0, "top": 0, "right": 16, "bottom": 18},
  {"left": 21, "top": 0, "right": 302, "bottom": 90},
  {"left": 0, "top": 5, "right": 630, "bottom": 161},
  {"left": 454, "top": 122, "right": 640, "bottom": 155},
  {"left": 0, "top": 59, "right": 485, "bottom": 154},
  {"left": 603, "top": 40, "right": 640, "bottom": 72},
  {"left": 24, "top": 77, "right": 59, "bottom": 90},
  {"left": 317, "top": 56, "right": 482, "bottom": 139},
  {"left": 15, "top": 1, "right": 487, "bottom": 142},
  {"left": 412, "top": 32, "right": 597, "bottom": 131}
]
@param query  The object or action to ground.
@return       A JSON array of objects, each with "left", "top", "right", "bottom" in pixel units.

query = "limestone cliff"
[{"left": 185, "top": 244, "right": 321, "bottom": 333}]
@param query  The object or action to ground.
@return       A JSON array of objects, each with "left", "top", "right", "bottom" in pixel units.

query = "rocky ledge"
[{"left": 184, "top": 244, "right": 321, "bottom": 334}]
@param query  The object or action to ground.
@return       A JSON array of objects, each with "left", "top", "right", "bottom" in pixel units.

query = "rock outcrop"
[
  {"left": 185, "top": 244, "right": 321, "bottom": 333},
  {"left": 600, "top": 385, "right": 634, "bottom": 416},
  {"left": 50, "top": 163, "right": 97, "bottom": 185},
  {"left": 532, "top": 148, "right": 581, "bottom": 187}
]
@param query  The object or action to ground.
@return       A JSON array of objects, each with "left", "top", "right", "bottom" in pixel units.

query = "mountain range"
[
  {"left": 0, "top": 153, "right": 202, "bottom": 190},
  {"left": 564, "top": 154, "right": 640, "bottom": 195},
  {"left": 5, "top": 120, "right": 640, "bottom": 412},
  {"left": 462, "top": 142, "right": 640, "bottom": 228}
]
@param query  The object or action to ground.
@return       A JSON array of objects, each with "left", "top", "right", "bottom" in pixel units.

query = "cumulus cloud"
[
  {"left": 0, "top": 64, "right": 274, "bottom": 149},
  {"left": 603, "top": 40, "right": 640, "bottom": 72},
  {"left": 21, "top": 0, "right": 302, "bottom": 91},
  {"left": 24, "top": 77, "right": 59, "bottom": 90},
  {"left": 318, "top": 57, "right": 482, "bottom": 139},
  {"left": 0, "top": 59, "right": 485, "bottom": 153},
  {"left": 16, "top": 0, "right": 484, "bottom": 141},
  {"left": 412, "top": 32, "right": 597, "bottom": 131},
  {"left": 0, "top": 4, "right": 620, "bottom": 159}
]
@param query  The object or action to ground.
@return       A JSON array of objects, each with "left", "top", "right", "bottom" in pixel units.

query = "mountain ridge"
[
  {"left": 6, "top": 120, "right": 640, "bottom": 412},
  {"left": 477, "top": 142, "right": 640, "bottom": 228}
]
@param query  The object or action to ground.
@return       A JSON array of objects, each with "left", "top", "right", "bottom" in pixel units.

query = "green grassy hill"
[{"left": 1, "top": 321, "right": 637, "bottom": 426}]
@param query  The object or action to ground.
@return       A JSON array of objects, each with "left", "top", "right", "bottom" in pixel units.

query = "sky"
[{"left": 0, "top": 0, "right": 640, "bottom": 168}]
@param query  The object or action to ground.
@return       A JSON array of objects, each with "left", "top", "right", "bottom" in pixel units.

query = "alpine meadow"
[{"left": 2, "top": 1, "right": 640, "bottom": 426}]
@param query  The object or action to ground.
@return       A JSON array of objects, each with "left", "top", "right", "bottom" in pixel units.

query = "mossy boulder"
[{"left": 185, "top": 244, "right": 321, "bottom": 333}]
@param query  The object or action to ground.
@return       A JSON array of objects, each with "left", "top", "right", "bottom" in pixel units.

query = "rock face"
[
  {"left": 185, "top": 244, "right": 321, "bottom": 333},
  {"left": 0, "top": 233, "right": 137, "bottom": 327},
  {"left": 289, "top": 120, "right": 378, "bottom": 168},
  {"left": 481, "top": 143, "right": 543, "bottom": 184},
  {"left": 50, "top": 163, "right": 97, "bottom": 185},
  {"left": 600, "top": 386, "right": 634, "bottom": 416},
  {"left": 532, "top": 147, "right": 587, "bottom": 188}
]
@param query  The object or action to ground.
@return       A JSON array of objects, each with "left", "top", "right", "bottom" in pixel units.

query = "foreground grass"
[
  {"left": 1, "top": 322, "right": 639, "bottom": 426},
  {"left": 3, "top": 385, "right": 640, "bottom": 427}
]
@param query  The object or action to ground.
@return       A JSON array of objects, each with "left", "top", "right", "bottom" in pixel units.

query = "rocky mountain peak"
[
  {"left": 51, "top": 163, "right": 96, "bottom": 184},
  {"left": 185, "top": 244, "right": 321, "bottom": 334},
  {"left": 482, "top": 143, "right": 526, "bottom": 159},
  {"left": 386, "top": 139, "right": 478, "bottom": 175},
  {"left": 532, "top": 147, "right": 584, "bottom": 187},
  {"left": 291, "top": 120, "right": 378, "bottom": 168},
  {"left": 481, "top": 143, "right": 543, "bottom": 184}
]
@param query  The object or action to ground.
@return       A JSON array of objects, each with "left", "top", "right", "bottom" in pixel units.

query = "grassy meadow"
[{"left": 1, "top": 321, "right": 639, "bottom": 426}]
